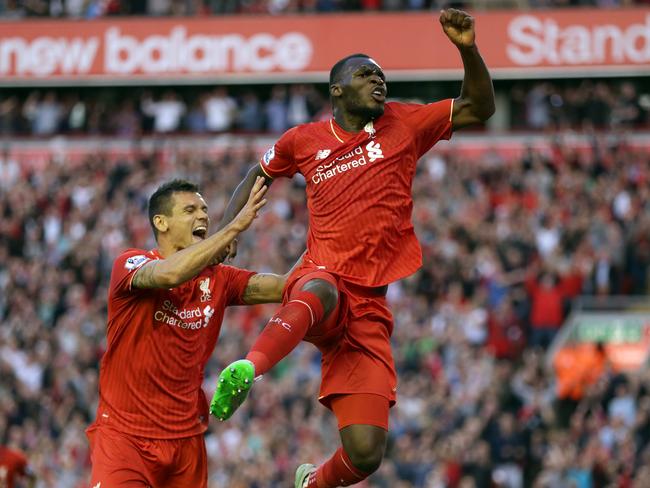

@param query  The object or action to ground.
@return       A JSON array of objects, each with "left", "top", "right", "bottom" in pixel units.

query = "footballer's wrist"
[
  {"left": 457, "top": 43, "right": 478, "bottom": 53},
  {"left": 215, "top": 223, "right": 243, "bottom": 243}
]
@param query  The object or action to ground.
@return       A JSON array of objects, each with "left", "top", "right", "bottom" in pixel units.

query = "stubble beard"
[{"left": 348, "top": 100, "right": 384, "bottom": 121}]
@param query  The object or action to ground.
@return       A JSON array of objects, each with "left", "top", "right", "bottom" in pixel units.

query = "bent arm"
[
  {"left": 133, "top": 177, "right": 267, "bottom": 289},
  {"left": 241, "top": 273, "right": 286, "bottom": 304},
  {"left": 439, "top": 9, "right": 495, "bottom": 130},
  {"left": 131, "top": 225, "right": 243, "bottom": 289},
  {"left": 452, "top": 45, "right": 495, "bottom": 130},
  {"left": 241, "top": 251, "right": 305, "bottom": 304}
]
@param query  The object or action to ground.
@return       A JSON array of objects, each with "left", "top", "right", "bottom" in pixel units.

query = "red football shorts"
[
  {"left": 331, "top": 393, "right": 390, "bottom": 431},
  {"left": 285, "top": 260, "right": 398, "bottom": 414},
  {"left": 86, "top": 424, "right": 207, "bottom": 488}
]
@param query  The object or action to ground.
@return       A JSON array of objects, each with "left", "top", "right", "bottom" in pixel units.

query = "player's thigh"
[
  {"left": 320, "top": 297, "right": 397, "bottom": 404},
  {"left": 166, "top": 434, "right": 207, "bottom": 488},
  {"left": 291, "top": 271, "right": 340, "bottom": 309},
  {"left": 330, "top": 393, "right": 390, "bottom": 431},
  {"left": 88, "top": 427, "right": 152, "bottom": 487}
]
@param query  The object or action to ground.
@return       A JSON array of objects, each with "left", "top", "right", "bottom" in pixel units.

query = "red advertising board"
[{"left": 0, "top": 9, "right": 648, "bottom": 84}]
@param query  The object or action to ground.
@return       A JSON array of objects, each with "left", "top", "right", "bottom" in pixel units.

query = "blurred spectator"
[
  {"left": 185, "top": 97, "right": 209, "bottom": 133},
  {"left": 111, "top": 99, "right": 142, "bottom": 137},
  {"left": 487, "top": 412, "right": 525, "bottom": 488},
  {"left": 204, "top": 87, "right": 237, "bottom": 132},
  {"left": 141, "top": 91, "right": 186, "bottom": 133},
  {"left": 525, "top": 270, "right": 566, "bottom": 349},
  {"left": 265, "top": 85, "right": 289, "bottom": 133},
  {"left": 238, "top": 91, "right": 265, "bottom": 132},
  {"left": 0, "top": 80, "right": 646, "bottom": 137},
  {"left": 22, "top": 92, "right": 62, "bottom": 136},
  {"left": 0, "top": 444, "right": 35, "bottom": 488},
  {"left": 0, "top": 146, "right": 19, "bottom": 190}
]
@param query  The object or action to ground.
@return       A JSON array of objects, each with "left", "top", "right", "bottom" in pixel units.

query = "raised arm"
[
  {"left": 439, "top": 9, "right": 495, "bottom": 131},
  {"left": 219, "top": 164, "right": 273, "bottom": 230},
  {"left": 219, "top": 164, "right": 273, "bottom": 261},
  {"left": 132, "top": 177, "right": 267, "bottom": 289}
]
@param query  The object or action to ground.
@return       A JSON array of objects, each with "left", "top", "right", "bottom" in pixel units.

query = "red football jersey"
[
  {"left": 94, "top": 249, "right": 254, "bottom": 439},
  {"left": 0, "top": 446, "right": 28, "bottom": 488},
  {"left": 260, "top": 100, "right": 453, "bottom": 287}
]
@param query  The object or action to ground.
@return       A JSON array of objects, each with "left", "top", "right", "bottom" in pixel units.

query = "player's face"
[
  {"left": 336, "top": 58, "right": 387, "bottom": 119},
  {"left": 167, "top": 191, "right": 210, "bottom": 249}
]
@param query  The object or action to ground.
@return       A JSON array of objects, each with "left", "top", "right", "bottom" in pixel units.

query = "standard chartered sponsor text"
[
  {"left": 312, "top": 146, "right": 367, "bottom": 184},
  {"left": 154, "top": 300, "right": 212, "bottom": 330}
]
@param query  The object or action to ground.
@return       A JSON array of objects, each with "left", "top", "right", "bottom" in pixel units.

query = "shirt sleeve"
[
  {"left": 259, "top": 127, "right": 298, "bottom": 179},
  {"left": 220, "top": 265, "right": 256, "bottom": 306},
  {"left": 391, "top": 99, "right": 454, "bottom": 158},
  {"left": 110, "top": 249, "right": 154, "bottom": 298}
]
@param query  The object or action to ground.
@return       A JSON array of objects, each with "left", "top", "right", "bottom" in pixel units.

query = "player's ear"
[
  {"left": 330, "top": 83, "right": 342, "bottom": 99},
  {"left": 153, "top": 214, "right": 168, "bottom": 234}
]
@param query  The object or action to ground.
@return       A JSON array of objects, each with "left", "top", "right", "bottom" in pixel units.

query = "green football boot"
[
  {"left": 209, "top": 359, "right": 255, "bottom": 421},
  {"left": 294, "top": 463, "right": 316, "bottom": 488}
]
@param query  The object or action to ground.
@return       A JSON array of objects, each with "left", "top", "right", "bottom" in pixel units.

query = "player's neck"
[
  {"left": 333, "top": 111, "right": 371, "bottom": 133},
  {"left": 156, "top": 240, "right": 176, "bottom": 259}
]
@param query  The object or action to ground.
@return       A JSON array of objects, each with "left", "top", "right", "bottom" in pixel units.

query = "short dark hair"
[
  {"left": 329, "top": 53, "right": 371, "bottom": 86},
  {"left": 148, "top": 179, "right": 200, "bottom": 239}
]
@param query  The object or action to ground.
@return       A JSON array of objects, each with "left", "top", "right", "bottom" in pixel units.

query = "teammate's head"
[
  {"left": 148, "top": 179, "right": 209, "bottom": 248},
  {"left": 329, "top": 53, "right": 387, "bottom": 120}
]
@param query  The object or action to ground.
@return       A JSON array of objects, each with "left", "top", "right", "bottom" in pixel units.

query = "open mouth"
[
  {"left": 192, "top": 227, "right": 207, "bottom": 239},
  {"left": 371, "top": 88, "right": 386, "bottom": 102}
]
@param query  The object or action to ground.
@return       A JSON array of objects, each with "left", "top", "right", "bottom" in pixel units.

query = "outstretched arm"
[
  {"left": 219, "top": 164, "right": 273, "bottom": 261},
  {"left": 439, "top": 8, "right": 495, "bottom": 130},
  {"left": 132, "top": 177, "right": 268, "bottom": 289},
  {"left": 241, "top": 251, "right": 306, "bottom": 304}
]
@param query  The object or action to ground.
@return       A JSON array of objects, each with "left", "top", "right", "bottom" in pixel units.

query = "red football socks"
[
  {"left": 306, "top": 448, "right": 369, "bottom": 487},
  {"left": 246, "top": 290, "right": 325, "bottom": 376}
]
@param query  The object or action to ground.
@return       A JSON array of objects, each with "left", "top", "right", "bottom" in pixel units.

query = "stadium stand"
[
  {"left": 0, "top": 80, "right": 648, "bottom": 136},
  {"left": 2, "top": 132, "right": 650, "bottom": 486}
]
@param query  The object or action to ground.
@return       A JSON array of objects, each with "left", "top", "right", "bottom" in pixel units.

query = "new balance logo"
[
  {"left": 366, "top": 141, "right": 384, "bottom": 162},
  {"left": 315, "top": 149, "right": 331, "bottom": 160},
  {"left": 93, "top": 483, "right": 101, "bottom": 488}
]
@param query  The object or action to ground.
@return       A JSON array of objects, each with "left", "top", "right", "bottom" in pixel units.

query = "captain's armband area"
[{"left": 131, "top": 260, "right": 162, "bottom": 289}]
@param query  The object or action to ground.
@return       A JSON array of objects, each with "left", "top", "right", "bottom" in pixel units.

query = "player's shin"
[
  {"left": 210, "top": 290, "right": 324, "bottom": 421},
  {"left": 246, "top": 290, "right": 325, "bottom": 376}
]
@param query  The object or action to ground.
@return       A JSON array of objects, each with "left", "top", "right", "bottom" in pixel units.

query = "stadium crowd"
[
  {"left": 0, "top": 0, "right": 648, "bottom": 17},
  {"left": 1, "top": 129, "right": 650, "bottom": 486},
  {"left": 0, "top": 80, "right": 648, "bottom": 137}
]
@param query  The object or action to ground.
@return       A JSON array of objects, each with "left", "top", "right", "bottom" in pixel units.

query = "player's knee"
[
  {"left": 345, "top": 438, "right": 385, "bottom": 474},
  {"left": 301, "top": 279, "right": 338, "bottom": 318}
]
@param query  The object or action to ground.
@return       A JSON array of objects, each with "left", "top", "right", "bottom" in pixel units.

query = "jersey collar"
[{"left": 329, "top": 119, "right": 376, "bottom": 143}]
